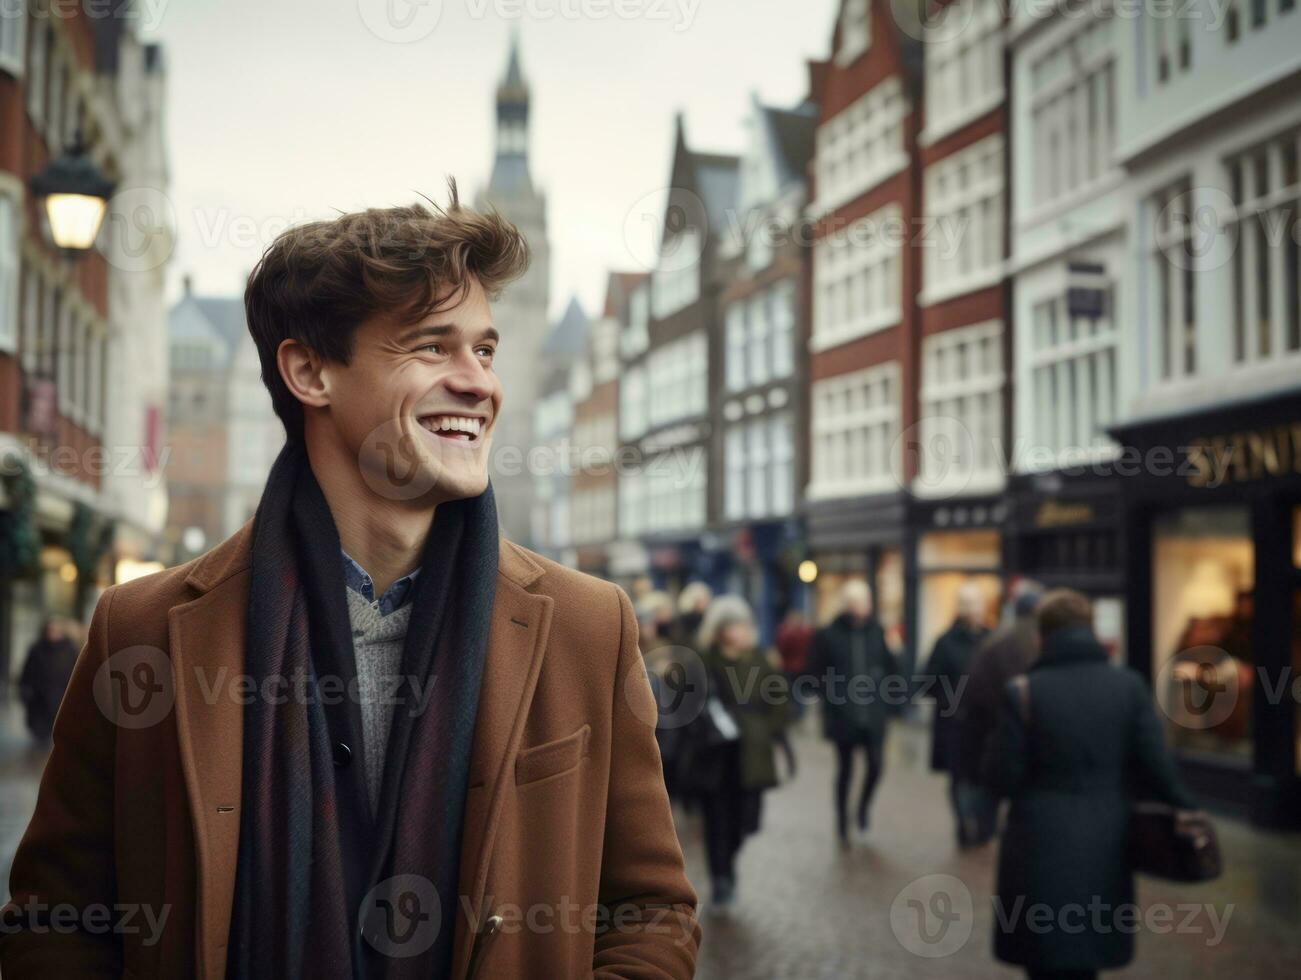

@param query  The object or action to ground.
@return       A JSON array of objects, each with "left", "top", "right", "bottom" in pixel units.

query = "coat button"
[{"left": 333, "top": 742, "right": 352, "bottom": 768}]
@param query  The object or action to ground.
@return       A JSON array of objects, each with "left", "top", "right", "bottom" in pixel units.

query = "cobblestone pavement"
[
  {"left": 675, "top": 718, "right": 1301, "bottom": 980},
  {"left": 0, "top": 701, "right": 1298, "bottom": 978}
]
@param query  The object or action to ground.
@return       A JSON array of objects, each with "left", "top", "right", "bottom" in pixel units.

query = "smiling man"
[{"left": 1, "top": 184, "right": 699, "bottom": 979}]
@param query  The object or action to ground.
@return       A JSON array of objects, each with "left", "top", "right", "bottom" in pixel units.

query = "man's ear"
[{"left": 277, "top": 338, "right": 331, "bottom": 410}]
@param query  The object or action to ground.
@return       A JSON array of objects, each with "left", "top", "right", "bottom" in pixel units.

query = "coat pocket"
[{"left": 515, "top": 724, "right": 591, "bottom": 786}]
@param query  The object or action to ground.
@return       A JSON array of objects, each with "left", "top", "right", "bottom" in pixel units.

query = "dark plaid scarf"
[{"left": 226, "top": 439, "right": 498, "bottom": 979}]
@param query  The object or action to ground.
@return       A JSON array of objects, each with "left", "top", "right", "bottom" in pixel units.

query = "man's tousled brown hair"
[{"left": 245, "top": 177, "right": 530, "bottom": 441}]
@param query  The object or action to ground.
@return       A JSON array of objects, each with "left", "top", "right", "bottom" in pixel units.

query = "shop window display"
[
  {"left": 916, "top": 530, "right": 1001, "bottom": 668},
  {"left": 1152, "top": 507, "right": 1253, "bottom": 762}
]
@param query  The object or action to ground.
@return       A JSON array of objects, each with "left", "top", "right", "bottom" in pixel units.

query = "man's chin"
[{"left": 428, "top": 465, "right": 490, "bottom": 503}]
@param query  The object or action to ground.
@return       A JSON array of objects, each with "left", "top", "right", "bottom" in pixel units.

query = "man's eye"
[
  {"left": 418, "top": 343, "right": 443, "bottom": 355},
  {"left": 475, "top": 346, "right": 496, "bottom": 358}
]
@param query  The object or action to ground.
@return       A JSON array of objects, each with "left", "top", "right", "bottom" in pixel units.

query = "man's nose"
[{"left": 444, "top": 351, "right": 495, "bottom": 402}]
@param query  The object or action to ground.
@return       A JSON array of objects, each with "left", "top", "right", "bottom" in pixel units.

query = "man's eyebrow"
[{"left": 398, "top": 324, "right": 500, "bottom": 345}]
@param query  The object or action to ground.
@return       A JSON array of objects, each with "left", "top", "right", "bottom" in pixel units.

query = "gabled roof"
[
  {"left": 664, "top": 113, "right": 740, "bottom": 241},
  {"left": 542, "top": 296, "right": 589, "bottom": 358},
  {"left": 169, "top": 290, "right": 247, "bottom": 365},
  {"left": 764, "top": 101, "right": 817, "bottom": 187}
]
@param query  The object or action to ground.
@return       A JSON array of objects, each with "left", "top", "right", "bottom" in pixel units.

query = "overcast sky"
[{"left": 141, "top": 0, "right": 839, "bottom": 323}]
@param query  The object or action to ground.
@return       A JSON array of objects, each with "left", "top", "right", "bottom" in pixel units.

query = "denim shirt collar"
[{"left": 340, "top": 548, "right": 420, "bottom": 616}]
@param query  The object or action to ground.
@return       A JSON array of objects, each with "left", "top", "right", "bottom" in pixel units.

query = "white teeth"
[{"left": 419, "top": 416, "right": 483, "bottom": 438}]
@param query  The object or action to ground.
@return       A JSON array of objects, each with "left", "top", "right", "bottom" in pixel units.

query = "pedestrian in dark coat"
[
  {"left": 923, "top": 582, "right": 991, "bottom": 845},
  {"left": 672, "top": 581, "right": 712, "bottom": 648},
  {"left": 680, "top": 595, "right": 790, "bottom": 907},
  {"left": 960, "top": 584, "right": 1043, "bottom": 845},
  {"left": 638, "top": 592, "right": 687, "bottom": 801},
  {"left": 984, "top": 590, "right": 1196, "bottom": 979},
  {"left": 808, "top": 580, "right": 899, "bottom": 844},
  {"left": 17, "top": 619, "right": 80, "bottom": 744}
]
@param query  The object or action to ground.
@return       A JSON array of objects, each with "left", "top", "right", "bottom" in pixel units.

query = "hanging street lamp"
[{"left": 29, "top": 135, "right": 115, "bottom": 253}]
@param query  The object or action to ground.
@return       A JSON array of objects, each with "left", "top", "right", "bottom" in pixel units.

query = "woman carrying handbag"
[
  {"left": 983, "top": 589, "right": 1215, "bottom": 980},
  {"left": 679, "top": 595, "right": 792, "bottom": 909}
]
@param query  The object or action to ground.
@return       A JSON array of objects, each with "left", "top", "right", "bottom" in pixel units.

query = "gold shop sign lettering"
[
  {"left": 1185, "top": 423, "right": 1301, "bottom": 488},
  {"left": 1034, "top": 501, "right": 1095, "bottom": 528}
]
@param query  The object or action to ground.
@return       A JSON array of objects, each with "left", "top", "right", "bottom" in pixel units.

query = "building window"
[
  {"left": 622, "top": 283, "right": 650, "bottom": 358},
  {"left": 923, "top": 134, "right": 1003, "bottom": 303},
  {"left": 813, "top": 203, "right": 902, "bottom": 351},
  {"left": 813, "top": 77, "right": 906, "bottom": 213},
  {"left": 1028, "top": 284, "right": 1119, "bottom": 466},
  {"left": 923, "top": 0, "right": 1003, "bottom": 143},
  {"left": 47, "top": 50, "right": 64, "bottom": 153},
  {"left": 648, "top": 331, "right": 707, "bottom": 427},
  {"left": 745, "top": 417, "right": 769, "bottom": 517},
  {"left": 57, "top": 295, "right": 75, "bottom": 414},
  {"left": 1224, "top": 129, "right": 1301, "bottom": 364},
  {"left": 725, "top": 304, "right": 746, "bottom": 391},
  {"left": 1152, "top": 9, "right": 1193, "bottom": 83},
  {"left": 747, "top": 290, "right": 770, "bottom": 387},
  {"left": 0, "top": 195, "right": 17, "bottom": 353},
  {"left": 725, "top": 425, "right": 746, "bottom": 520},
  {"left": 918, "top": 321, "right": 1005, "bottom": 494},
  {"left": 770, "top": 412, "right": 794, "bottom": 514},
  {"left": 26, "top": 13, "right": 46, "bottom": 125},
  {"left": 725, "top": 279, "right": 797, "bottom": 392},
  {"left": 835, "top": 0, "right": 870, "bottom": 66},
  {"left": 726, "top": 412, "right": 796, "bottom": 521},
  {"left": 809, "top": 362, "right": 900, "bottom": 499},
  {"left": 646, "top": 447, "right": 706, "bottom": 532},
  {"left": 651, "top": 227, "right": 700, "bottom": 319},
  {"left": 1029, "top": 17, "right": 1115, "bottom": 209},
  {"left": 0, "top": 2, "right": 25, "bottom": 76},
  {"left": 21, "top": 264, "right": 41, "bottom": 371},
  {"left": 1149, "top": 178, "right": 1197, "bottom": 380},
  {"left": 620, "top": 365, "right": 647, "bottom": 440},
  {"left": 770, "top": 280, "right": 795, "bottom": 379},
  {"left": 619, "top": 470, "right": 646, "bottom": 538}
]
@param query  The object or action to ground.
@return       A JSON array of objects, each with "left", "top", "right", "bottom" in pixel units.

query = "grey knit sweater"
[{"left": 345, "top": 589, "right": 412, "bottom": 812}]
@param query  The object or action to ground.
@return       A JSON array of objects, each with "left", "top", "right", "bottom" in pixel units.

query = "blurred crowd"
[{"left": 633, "top": 580, "right": 1198, "bottom": 980}]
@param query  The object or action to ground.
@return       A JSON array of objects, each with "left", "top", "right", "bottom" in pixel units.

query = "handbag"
[
  {"left": 1006, "top": 676, "right": 1222, "bottom": 883},
  {"left": 1128, "top": 802, "right": 1222, "bottom": 882}
]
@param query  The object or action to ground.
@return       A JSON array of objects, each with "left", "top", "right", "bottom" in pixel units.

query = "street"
[
  {"left": 0, "top": 699, "right": 1298, "bottom": 978},
  {"left": 677, "top": 719, "right": 1301, "bottom": 980}
]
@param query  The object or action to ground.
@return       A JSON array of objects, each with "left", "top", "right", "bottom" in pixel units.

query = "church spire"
[{"left": 489, "top": 27, "right": 532, "bottom": 195}]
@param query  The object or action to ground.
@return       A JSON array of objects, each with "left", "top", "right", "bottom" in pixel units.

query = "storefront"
[
  {"left": 804, "top": 492, "right": 907, "bottom": 650},
  {"left": 720, "top": 519, "right": 803, "bottom": 648},
  {"left": 1112, "top": 389, "right": 1301, "bottom": 828},
  {"left": 910, "top": 496, "right": 1006, "bottom": 670},
  {"left": 1004, "top": 471, "right": 1127, "bottom": 659}
]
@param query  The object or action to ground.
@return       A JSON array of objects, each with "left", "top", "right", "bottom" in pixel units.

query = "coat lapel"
[
  {"left": 451, "top": 540, "right": 553, "bottom": 979},
  {"left": 169, "top": 524, "right": 552, "bottom": 980}
]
